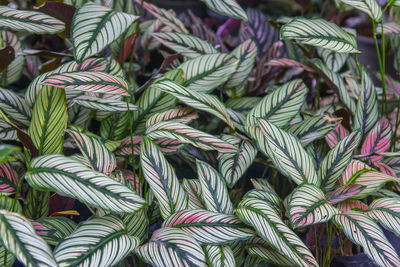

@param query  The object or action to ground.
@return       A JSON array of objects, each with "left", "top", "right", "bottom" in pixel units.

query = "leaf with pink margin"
[
  {"left": 339, "top": 160, "right": 372, "bottom": 185},
  {"left": 115, "top": 136, "right": 182, "bottom": 156},
  {"left": 0, "top": 162, "right": 18, "bottom": 194},
  {"left": 325, "top": 123, "right": 349, "bottom": 148},
  {"left": 361, "top": 117, "right": 392, "bottom": 162},
  {"left": 374, "top": 162, "right": 397, "bottom": 177},
  {"left": 368, "top": 198, "right": 400, "bottom": 237},
  {"left": 267, "top": 58, "right": 313, "bottom": 72},
  {"left": 327, "top": 184, "right": 366, "bottom": 205},
  {"left": 145, "top": 108, "right": 198, "bottom": 129},
  {"left": 336, "top": 199, "right": 369, "bottom": 212}
]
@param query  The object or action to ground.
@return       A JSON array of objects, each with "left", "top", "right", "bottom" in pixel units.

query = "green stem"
[
  {"left": 391, "top": 99, "right": 400, "bottom": 150},
  {"left": 353, "top": 54, "right": 362, "bottom": 78},
  {"left": 323, "top": 222, "right": 334, "bottom": 267}
]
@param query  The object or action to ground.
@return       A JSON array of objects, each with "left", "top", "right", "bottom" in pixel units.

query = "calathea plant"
[{"left": 0, "top": 0, "right": 399, "bottom": 266}]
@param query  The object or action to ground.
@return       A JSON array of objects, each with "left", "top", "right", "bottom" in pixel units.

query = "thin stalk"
[
  {"left": 314, "top": 225, "right": 319, "bottom": 263},
  {"left": 323, "top": 222, "right": 334, "bottom": 267},
  {"left": 353, "top": 54, "right": 362, "bottom": 78},
  {"left": 126, "top": 97, "right": 137, "bottom": 192},
  {"left": 391, "top": 99, "right": 400, "bottom": 150}
]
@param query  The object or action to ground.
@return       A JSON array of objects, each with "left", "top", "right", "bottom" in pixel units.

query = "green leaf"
[
  {"left": 183, "top": 179, "right": 206, "bottom": 210},
  {"left": 342, "top": 0, "right": 383, "bottom": 22},
  {"left": 0, "top": 144, "right": 19, "bottom": 164},
  {"left": 287, "top": 115, "right": 335, "bottom": 145},
  {"left": 246, "top": 237, "right": 294, "bottom": 266},
  {"left": 0, "top": 88, "right": 31, "bottom": 127},
  {"left": 36, "top": 217, "right": 77, "bottom": 246},
  {"left": 204, "top": 245, "right": 236, "bottom": 267}
]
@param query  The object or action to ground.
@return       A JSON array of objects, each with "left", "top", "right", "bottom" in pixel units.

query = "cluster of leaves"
[{"left": 0, "top": 0, "right": 400, "bottom": 266}]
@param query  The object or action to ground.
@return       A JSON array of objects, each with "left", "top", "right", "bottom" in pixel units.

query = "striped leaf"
[
  {"left": 236, "top": 197, "right": 318, "bottom": 266},
  {"left": 368, "top": 198, "right": 400, "bottom": 237},
  {"left": 361, "top": 117, "right": 392, "bottom": 162},
  {"left": 26, "top": 155, "right": 147, "bottom": 213},
  {"left": 354, "top": 69, "right": 379, "bottom": 134},
  {"left": 246, "top": 79, "right": 308, "bottom": 128},
  {"left": 257, "top": 118, "right": 319, "bottom": 186},
  {"left": 135, "top": 227, "right": 207, "bottom": 267},
  {"left": 226, "top": 97, "right": 261, "bottom": 114},
  {"left": 287, "top": 115, "right": 335, "bottom": 145},
  {"left": 319, "top": 48, "right": 349, "bottom": 72},
  {"left": 227, "top": 39, "right": 257, "bottom": 88},
  {"left": 218, "top": 135, "right": 257, "bottom": 188},
  {"left": 121, "top": 210, "right": 148, "bottom": 243},
  {"left": 0, "top": 120, "right": 17, "bottom": 141},
  {"left": 204, "top": 245, "right": 235, "bottom": 267},
  {"left": 0, "top": 210, "right": 57, "bottom": 266},
  {"left": 163, "top": 209, "right": 254, "bottom": 244},
  {"left": 333, "top": 211, "right": 400, "bottom": 267},
  {"left": 36, "top": 217, "right": 77, "bottom": 246},
  {"left": 267, "top": 58, "right": 313, "bottom": 72},
  {"left": 67, "top": 129, "right": 116, "bottom": 174},
  {"left": 288, "top": 183, "right": 339, "bottom": 228},
  {"left": 0, "top": 6, "right": 64, "bottom": 34},
  {"left": 325, "top": 123, "right": 349, "bottom": 148},
  {"left": 280, "top": 18, "right": 359, "bottom": 53},
  {"left": 1, "top": 31, "right": 24, "bottom": 87},
  {"left": 378, "top": 22, "right": 400, "bottom": 34},
  {"left": 28, "top": 85, "right": 67, "bottom": 155},
  {"left": 154, "top": 79, "right": 234, "bottom": 129},
  {"left": 140, "top": 137, "right": 188, "bottom": 219},
  {"left": 23, "top": 189, "right": 49, "bottom": 219},
  {"left": 336, "top": 199, "right": 369, "bottom": 212},
  {"left": 319, "top": 131, "right": 362, "bottom": 190},
  {"left": 340, "top": 159, "right": 372, "bottom": 185},
  {"left": 327, "top": 184, "right": 366, "bottom": 204},
  {"left": 342, "top": 0, "right": 383, "bottom": 22},
  {"left": 54, "top": 215, "right": 139, "bottom": 267},
  {"left": 200, "top": 0, "right": 247, "bottom": 21},
  {"left": 42, "top": 71, "right": 129, "bottom": 95},
  {"left": 0, "top": 88, "right": 31, "bottom": 127},
  {"left": 197, "top": 160, "right": 234, "bottom": 214},
  {"left": 246, "top": 237, "right": 294, "bottom": 266},
  {"left": 154, "top": 32, "right": 218, "bottom": 58},
  {"left": 72, "top": 2, "right": 139, "bottom": 61},
  {"left": 146, "top": 107, "right": 198, "bottom": 129},
  {"left": 243, "top": 189, "right": 283, "bottom": 214},
  {"left": 183, "top": 179, "right": 206, "bottom": 210},
  {"left": 73, "top": 95, "right": 139, "bottom": 112},
  {"left": 146, "top": 121, "right": 237, "bottom": 153},
  {"left": 179, "top": 53, "right": 239, "bottom": 93},
  {"left": 116, "top": 136, "right": 181, "bottom": 156},
  {"left": 0, "top": 162, "right": 18, "bottom": 194}
]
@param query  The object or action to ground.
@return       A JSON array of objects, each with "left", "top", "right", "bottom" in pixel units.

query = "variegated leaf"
[
  {"left": 0, "top": 88, "right": 31, "bottom": 127},
  {"left": 243, "top": 189, "right": 283, "bottom": 214},
  {"left": 1, "top": 31, "right": 24, "bottom": 87},
  {"left": 342, "top": 0, "right": 383, "bottom": 22},
  {"left": 367, "top": 198, "right": 400, "bottom": 237},
  {"left": 287, "top": 115, "right": 335, "bottom": 145},
  {"left": 226, "top": 97, "right": 261, "bottom": 114},
  {"left": 267, "top": 58, "right": 313, "bottom": 72},
  {"left": 116, "top": 136, "right": 181, "bottom": 156},
  {"left": 325, "top": 123, "right": 349, "bottom": 148},
  {"left": 336, "top": 199, "right": 369, "bottom": 212},
  {"left": 146, "top": 107, "right": 198, "bottom": 129},
  {"left": 73, "top": 95, "right": 139, "bottom": 112},
  {"left": 327, "top": 184, "right": 366, "bottom": 204},
  {"left": 361, "top": 117, "right": 392, "bottom": 162},
  {"left": 319, "top": 48, "right": 349, "bottom": 72},
  {"left": 200, "top": 0, "right": 247, "bottom": 21},
  {"left": 204, "top": 245, "right": 235, "bottom": 267},
  {"left": 36, "top": 217, "right": 77, "bottom": 246},
  {"left": 246, "top": 237, "right": 294, "bottom": 266},
  {"left": 0, "top": 162, "right": 18, "bottom": 194},
  {"left": 227, "top": 39, "right": 257, "bottom": 88},
  {"left": 183, "top": 179, "right": 206, "bottom": 210}
]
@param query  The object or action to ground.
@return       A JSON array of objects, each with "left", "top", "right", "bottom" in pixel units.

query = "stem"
[
  {"left": 314, "top": 225, "right": 319, "bottom": 263},
  {"left": 391, "top": 99, "right": 400, "bottom": 150},
  {"left": 126, "top": 97, "right": 137, "bottom": 192},
  {"left": 353, "top": 54, "right": 362, "bottom": 78},
  {"left": 323, "top": 222, "right": 334, "bottom": 267},
  {"left": 316, "top": 82, "right": 320, "bottom": 109}
]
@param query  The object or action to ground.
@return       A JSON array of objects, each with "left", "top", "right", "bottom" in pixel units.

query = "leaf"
[
  {"left": 154, "top": 79, "right": 234, "bottom": 129},
  {"left": 218, "top": 135, "right": 257, "bottom": 188},
  {"left": 154, "top": 32, "right": 218, "bottom": 58},
  {"left": 36, "top": 217, "right": 77, "bottom": 246},
  {"left": 67, "top": 129, "right": 116, "bottom": 174},
  {"left": 146, "top": 107, "right": 198, "bottom": 129},
  {"left": 42, "top": 71, "right": 129, "bottom": 95},
  {"left": 0, "top": 144, "right": 19, "bottom": 163},
  {"left": 267, "top": 58, "right": 313, "bottom": 72},
  {"left": 146, "top": 121, "right": 237, "bottom": 153},
  {"left": 280, "top": 18, "right": 359, "bottom": 53},
  {"left": 325, "top": 123, "right": 349, "bottom": 148},
  {"left": 0, "top": 210, "right": 57, "bottom": 266},
  {"left": 28, "top": 85, "right": 67, "bottom": 155},
  {"left": 0, "top": 162, "right": 18, "bottom": 194},
  {"left": 246, "top": 237, "right": 294, "bottom": 266},
  {"left": 71, "top": 2, "right": 139, "bottom": 61},
  {"left": 200, "top": 0, "right": 247, "bottom": 21},
  {"left": 319, "top": 48, "right": 349, "bottom": 72},
  {"left": 0, "top": 88, "right": 31, "bottom": 127},
  {"left": 54, "top": 215, "right": 139, "bottom": 266},
  {"left": 326, "top": 184, "right": 367, "bottom": 204},
  {"left": 163, "top": 209, "right": 254, "bottom": 245},
  {"left": 0, "top": 6, "right": 64, "bottom": 34},
  {"left": 140, "top": 137, "right": 188, "bottom": 219},
  {"left": 0, "top": 31, "right": 24, "bottom": 86},
  {"left": 227, "top": 39, "right": 257, "bottom": 88},
  {"left": 318, "top": 131, "right": 362, "bottom": 190},
  {"left": 236, "top": 197, "right": 318, "bottom": 266},
  {"left": 23, "top": 189, "right": 49, "bottom": 219},
  {"left": 204, "top": 245, "right": 235, "bottom": 267},
  {"left": 197, "top": 160, "right": 234, "bottom": 214},
  {"left": 183, "top": 179, "right": 206, "bottom": 209},
  {"left": 361, "top": 117, "right": 392, "bottom": 162},
  {"left": 333, "top": 211, "right": 400, "bottom": 267},
  {"left": 26, "top": 155, "right": 147, "bottom": 213},
  {"left": 0, "top": 120, "right": 17, "bottom": 141},
  {"left": 116, "top": 136, "right": 181, "bottom": 156},
  {"left": 342, "top": 0, "right": 383, "bottom": 22},
  {"left": 73, "top": 95, "right": 139, "bottom": 112},
  {"left": 178, "top": 53, "right": 239, "bottom": 93},
  {"left": 367, "top": 198, "right": 400, "bottom": 237},
  {"left": 243, "top": 189, "right": 283, "bottom": 214},
  {"left": 247, "top": 79, "right": 308, "bottom": 128},
  {"left": 256, "top": 118, "right": 319, "bottom": 186},
  {"left": 288, "top": 183, "right": 339, "bottom": 228},
  {"left": 336, "top": 199, "right": 369, "bottom": 212},
  {"left": 287, "top": 115, "right": 334, "bottom": 145},
  {"left": 135, "top": 228, "right": 207, "bottom": 267}
]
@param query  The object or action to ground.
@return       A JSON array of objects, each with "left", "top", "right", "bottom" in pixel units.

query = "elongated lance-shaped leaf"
[
  {"left": 339, "top": 159, "right": 372, "bottom": 184},
  {"left": 200, "top": 0, "right": 247, "bottom": 21},
  {"left": 146, "top": 107, "right": 198, "bottom": 129},
  {"left": 36, "top": 217, "right": 77, "bottom": 246},
  {"left": 0, "top": 162, "right": 18, "bottom": 194},
  {"left": 135, "top": 227, "right": 206, "bottom": 267},
  {"left": 28, "top": 85, "right": 67, "bottom": 155},
  {"left": 197, "top": 160, "right": 234, "bottom": 214},
  {"left": 218, "top": 135, "right": 257, "bottom": 188},
  {"left": 244, "top": 189, "right": 283, "bottom": 214},
  {"left": 327, "top": 184, "right": 366, "bottom": 204},
  {"left": 73, "top": 95, "right": 139, "bottom": 112},
  {"left": 361, "top": 117, "right": 392, "bottom": 162},
  {"left": 67, "top": 129, "right": 116, "bottom": 174},
  {"left": 179, "top": 53, "right": 239, "bottom": 93},
  {"left": 183, "top": 179, "right": 206, "bottom": 209},
  {"left": 0, "top": 6, "right": 64, "bottom": 34},
  {"left": 247, "top": 79, "right": 308, "bottom": 128},
  {"left": 280, "top": 18, "right": 359, "bottom": 53},
  {"left": 246, "top": 237, "right": 294, "bottom": 266},
  {"left": 0, "top": 31, "right": 24, "bottom": 87},
  {"left": 153, "top": 32, "right": 218, "bottom": 58},
  {"left": 342, "top": 0, "right": 383, "bottom": 22},
  {"left": 287, "top": 115, "right": 335, "bottom": 145},
  {"left": 367, "top": 198, "right": 400, "bottom": 237},
  {"left": 227, "top": 39, "right": 257, "bottom": 88},
  {"left": 337, "top": 199, "right": 369, "bottom": 212},
  {"left": 42, "top": 71, "right": 129, "bottom": 95},
  {"left": 310, "top": 58, "right": 356, "bottom": 113},
  {"left": 204, "top": 245, "right": 235, "bottom": 267},
  {"left": 163, "top": 209, "right": 254, "bottom": 245},
  {"left": 72, "top": 2, "right": 139, "bottom": 61},
  {"left": 26, "top": 155, "right": 147, "bottom": 213},
  {"left": 116, "top": 136, "right": 181, "bottom": 156},
  {"left": 267, "top": 58, "right": 313, "bottom": 72},
  {"left": 319, "top": 48, "right": 349, "bottom": 72},
  {"left": 333, "top": 211, "right": 400, "bottom": 267},
  {"left": 54, "top": 215, "right": 139, "bottom": 267},
  {"left": 0, "top": 210, "right": 57, "bottom": 266},
  {"left": 251, "top": 179, "right": 276, "bottom": 191},
  {"left": 354, "top": 69, "right": 379, "bottom": 134},
  {"left": 0, "top": 88, "right": 31, "bottom": 127},
  {"left": 226, "top": 97, "right": 261, "bottom": 114},
  {"left": 319, "top": 131, "right": 362, "bottom": 190},
  {"left": 140, "top": 137, "right": 188, "bottom": 219},
  {"left": 236, "top": 198, "right": 318, "bottom": 266},
  {"left": 257, "top": 118, "right": 319, "bottom": 186},
  {"left": 325, "top": 123, "right": 349, "bottom": 148},
  {"left": 146, "top": 121, "right": 237, "bottom": 153},
  {"left": 121, "top": 209, "right": 148, "bottom": 242},
  {"left": 0, "top": 120, "right": 17, "bottom": 141},
  {"left": 288, "top": 183, "right": 339, "bottom": 228}
]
